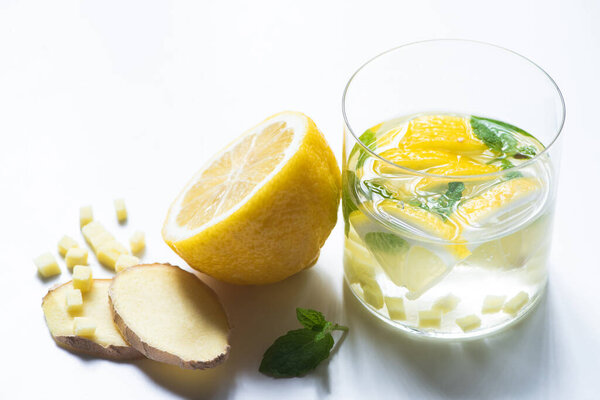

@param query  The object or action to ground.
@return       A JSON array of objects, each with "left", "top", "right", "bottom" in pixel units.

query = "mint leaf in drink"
[
  {"left": 515, "top": 145, "right": 537, "bottom": 158},
  {"left": 430, "top": 181, "right": 465, "bottom": 219},
  {"left": 497, "top": 159, "right": 524, "bottom": 179},
  {"left": 342, "top": 170, "right": 359, "bottom": 236},
  {"left": 414, "top": 182, "right": 465, "bottom": 221},
  {"left": 296, "top": 308, "right": 327, "bottom": 331},
  {"left": 259, "top": 309, "right": 348, "bottom": 378},
  {"left": 354, "top": 129, "right": 377, "bottom": 169},
  {"left": 363, "top": 179, "right": 396, "bottom": 200},
  {"left": 470, "top": 117, "right": 506, "bottom": 153},
  {"left": 364, "top": 232, "right": 409, "bottom": 286}
]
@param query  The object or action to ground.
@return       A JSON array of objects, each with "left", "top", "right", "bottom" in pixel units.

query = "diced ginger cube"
[
  {"left": 360, "top": 278, "right": 383, "bottom": 309},
  {"left": 65, "top": 247, "right": 88, "bottom": 269},
  {"left": 482, "top": 295, "right": 506, "bottom": 314},
  {"left": 79, "top": 206, "right": 93, "bottom": 228},
  {"left": 73, "top": 317, "right": 96, "bottom": 337},
  {"left": 57, "top": 235, "right": 79, "bottom": 257},
  {"left": 114, "top": 198, "right": 127, "bottom": 222},
  {"left": 503, "top": 291, "right": 529, "bottom": 316},
  {"left": 89, "top": 231, "right": 115, "bottom": 253},
  {"left": 432, "top": 294, "right": 460, "bottom": 314},
  {"left": 65, "top": 289, "right": 83, "bottom": 314},
  {"left": 456, "top": 314, "right": 481, "bottom": 332},
  {"left": 384, "top": 297, "right": 406, "bottom": 320},
  {"left": 73, "top": 265, "right": 93, "bottom": 292},
  {"left": 115, "top": 254, "right": 140, "bottom": 273},
  {"left": 81, "top": 221, "right": 106, "bottom": 247},
  {"left": 129, "top": 230, "right": 146, "bottom": 254},
  {"left": 111, "top": 241, "right": 129, "bottom": 255},
  {"left": 34, "top": 252, "right": 61, "bottom": 278},
  {"left": 97, "top": 242, "right": 128, "bottom": 270},
  {"left": 418, "top": 310, "right": 442, "bottom": 328}
]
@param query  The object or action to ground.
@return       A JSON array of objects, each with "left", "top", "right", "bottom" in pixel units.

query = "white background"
[{"left": 1, "top": 0, "right": 598, "bottom": 399}]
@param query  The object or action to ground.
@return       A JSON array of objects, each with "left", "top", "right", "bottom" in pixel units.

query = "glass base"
[{"left": 347, "top": 278, "right": 547, "bottom": 341}]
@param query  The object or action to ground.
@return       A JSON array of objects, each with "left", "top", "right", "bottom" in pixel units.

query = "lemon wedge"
[
  {"left": 162, "top": 111, "right": 340, "bottom": 284},
  {"left": 348, "top": 202, "right": 470, "bottom": 298},
  {"left": 456, "top": 177, "right": 542, "bottom": 227},
  {"left": 400, "top": 115, "right": 487, "bottom": 153}
]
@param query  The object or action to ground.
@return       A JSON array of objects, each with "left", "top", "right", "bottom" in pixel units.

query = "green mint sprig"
[
  {"left": 470, "top": 116, "right": 538, "bottom": 160},
  {"left": 411, "top": 181, "right": 465, "bottom": 221},
  {"left": 259, "top": 308, "right": 348, "bottom": 378}
]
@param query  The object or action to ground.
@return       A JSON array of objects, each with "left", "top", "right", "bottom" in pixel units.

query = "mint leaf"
[
  {"left": 470, "top": 116, "right": 519, "bottom": 155},
  {"left": 471, "top": 116, "right": 534, "bottom": 138},
  {"left": 499, "top": 159, "right": 515, "bottom": 170},
  {"left": 497, "top": 159, "right": 523, "bottom": 179},
  {"left": 414, "top": 182, "right": 465, "bottom": 221},
  {"left": 259, "top": 309, "right": 348, "bottom": 378},
  {"left": 363, "top": 180, "right": 396, "bottom": 200},
  {"left": 364, "top": 232, "right": 408, "bottom": 253},
  {"left": 259, "top": 329, "right": 334, "bottom": 378},
  {"left": 342, "top": 170, "right": 358, "bottom": 236},
  {"left": 470, "top": 117, "right": 505, "bottom": 152},
  {"left": 296, "top": 308, "right": 327, "bottom": 331},
  {"left": 353, "top": 129, "right": 377, "bottom": 170},
  {"left": 516, "top": 145, "right": 537, "bottom": 158}
]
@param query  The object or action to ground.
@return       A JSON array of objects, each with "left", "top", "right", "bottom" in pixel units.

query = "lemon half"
[{"left": 162, "top": 111, "right": 340, "bottom": 284}]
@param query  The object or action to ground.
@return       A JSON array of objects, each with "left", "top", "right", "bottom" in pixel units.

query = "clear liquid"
[{"left": 343, "top": 113, "right": 554, "bottom": 338}]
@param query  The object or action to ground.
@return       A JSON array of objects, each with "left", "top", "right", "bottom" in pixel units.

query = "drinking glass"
[{"left": 342, "top": 39, "right": 565, "bottom": 339}]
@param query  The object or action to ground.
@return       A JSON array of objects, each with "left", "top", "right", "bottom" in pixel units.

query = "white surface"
[{"left": 0, "top": 0, "right": 598, "bottom": 399}]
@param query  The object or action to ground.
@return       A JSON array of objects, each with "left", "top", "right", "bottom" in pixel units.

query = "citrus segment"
[
  {"left": 456, "top": 177, "right": 541, "bottom": 226},
  {"left": 399, "top": 115, "right": 487, "bottom": 153}
]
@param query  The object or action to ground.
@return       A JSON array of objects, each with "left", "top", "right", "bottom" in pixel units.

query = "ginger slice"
[
  {"left": 42, "top": 280, "right": 142, "bottom": 360},
  {"left": 109, "top": 263, "right": 230, "bottom": 369}
]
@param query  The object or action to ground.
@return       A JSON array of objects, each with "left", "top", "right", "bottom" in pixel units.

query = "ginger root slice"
[
  {"left": 109, "top": 263, "right": 230, "bottom": 369},
  {"left": 42, "top": 280, "right": 142, "bottom": 360}
]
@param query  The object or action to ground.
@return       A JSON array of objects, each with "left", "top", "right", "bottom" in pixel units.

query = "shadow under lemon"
[
  {"left": 339, "top": 278, "right": 556, "bottom": 399},
  {"left": 136, "top": 262, "right": 341, "bottom": 399}
]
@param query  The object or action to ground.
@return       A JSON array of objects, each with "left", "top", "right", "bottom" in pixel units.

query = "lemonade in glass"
[{"left": 342, "top": 40, "right": 565, "bottom": 339}]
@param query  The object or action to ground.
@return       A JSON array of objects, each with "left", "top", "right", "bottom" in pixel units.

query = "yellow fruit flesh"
[
  {"left": 400, "top": 115, "right": 487, "bottom": 153},
  {"left": 176, "top": 121, "right": 294, "bottom": 230}
]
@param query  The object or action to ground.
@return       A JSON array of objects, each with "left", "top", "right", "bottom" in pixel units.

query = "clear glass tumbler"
[{"left": 342, "top": 40, "right": 565, "bottom": 339}]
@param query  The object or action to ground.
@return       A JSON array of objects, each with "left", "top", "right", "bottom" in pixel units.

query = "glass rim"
[{"left": 341, "top": 39, "right": 566, "bottom": 179}]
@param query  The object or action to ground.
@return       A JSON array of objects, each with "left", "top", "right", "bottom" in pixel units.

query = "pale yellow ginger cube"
[
  {"left": 503, "top": 291, "right": 529, "bottom": 316},
  {"left": 456, "top": 314, "right": 481, "bottom": 332},
  {"left": 89, "top": 231, "right": 115, "bottom": 253},
  {"left": 73, "top": 317, "right": 96, "bottom": 337},
  {"left": 115, "top": 254, "right": 140, "bottom": 273},
  {"left": 384, "top": 297, "right": 406, "bottom": 320},
  {"left": 114, "top": 198, "right": 127, "bottom": 222},
  {"left": 432, "top": 294, "right": 460, "bottom": 314},
  {"left": 418, "top": 310, "right": 442, "bottom": 328},
  {"left": 34, "top": 252, "right": 61, "bottom": 278},
  {"left": 111, "top": 241, "right": 129, "bottom": 255},
  {"left": 72, "top": 265, "right": 93, "bottom": 292},
  {"left": 65, "top": 247, "right": 88, "bottom": 270},
  {"left": 97, "top": 242, "right": 128, "bottom": 270},
  {"left": 129, "top": 230, "right": 146, "bottom": 254},
  {"left": 79, "top": 206, "right": 93, "bottom": 228},
  {"left": 65, "top": 289, "right": 83, "bottom": 314},
  {"left": 81, "top": 221, "right": 106, "bottom": 247},
  {"left": 482, "top": 295, "right": 506, "bottom": 314},
  {"left": 57, "top": 235, "right": 79, "bottom": 257},
  {"left": 360, "top": 278, "right": 383, "bottom": 309}
]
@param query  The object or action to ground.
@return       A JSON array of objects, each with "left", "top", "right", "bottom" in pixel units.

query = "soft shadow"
[
  {"left": 342, "top": 282, "right": 554, "bottom": 399},
  {"left": 136, "top": 358, "right": 233, "bottom": 400},
  {"left": 137, "top": 265, "right": 341, "bottom": 399}
]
